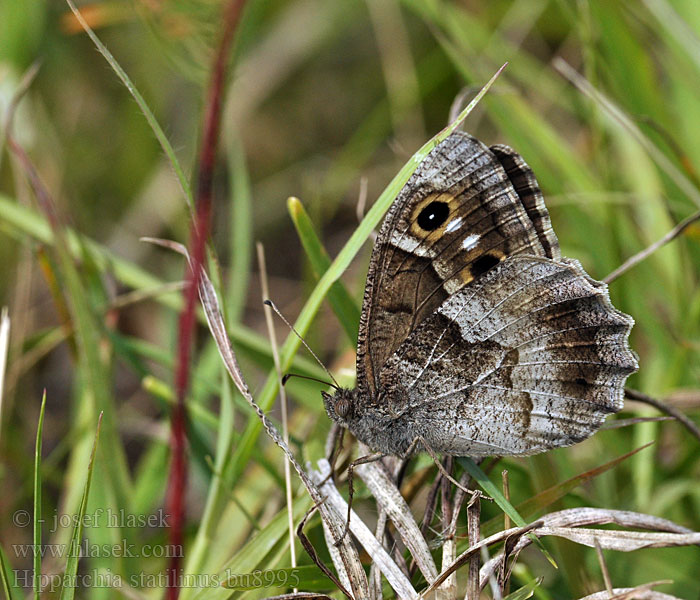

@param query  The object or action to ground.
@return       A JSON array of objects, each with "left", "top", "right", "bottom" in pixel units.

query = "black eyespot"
[
  {"left": 471, "top": 253, "right": 501, "bottom": 278},
  {"left": 575, "top": 377, "right": 587, "bottom": 387},
  {"left": 417, "top": 201, "right": 449, "bottom": 231}
]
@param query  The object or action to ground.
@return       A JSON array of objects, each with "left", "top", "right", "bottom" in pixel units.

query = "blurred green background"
[{"left": 0, "top": 0, "right": 699, "bottom": 598}]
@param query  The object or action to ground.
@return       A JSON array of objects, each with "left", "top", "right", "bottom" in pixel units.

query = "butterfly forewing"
[
  {"left": 490, "top": 144, "right": 561, "bottom": 260},
  {"left": 357, "top": 132, "right": 558, "bottom": 399}
]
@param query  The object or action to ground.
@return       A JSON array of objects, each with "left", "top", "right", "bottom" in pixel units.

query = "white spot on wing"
[
  {"left": 444, "top": 217, "right": 463, "bottom": 233},
  {"left": 390, "top": 231, "right": 436, "bottom": 257},
  {"left": 462, "top": 233, "right": 480, "bottom": 251}
]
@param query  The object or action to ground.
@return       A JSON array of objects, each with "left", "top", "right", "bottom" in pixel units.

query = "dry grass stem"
[
  {"left": 258, "top": 242, "right": 298, "bottom": 581},
  {"left": 603, "top": 209, "right": 700, "bottom": 284},
  {"left": 625, "top": 388, "right": 700, "bottom": 444}
]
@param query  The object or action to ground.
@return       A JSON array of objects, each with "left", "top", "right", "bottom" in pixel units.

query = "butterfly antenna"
[
  {"left": 263, "top": 299, "right": 341, "bottom": 390},
  {"left": 282, "top": 373, "right": 338, "bottom": 390}
]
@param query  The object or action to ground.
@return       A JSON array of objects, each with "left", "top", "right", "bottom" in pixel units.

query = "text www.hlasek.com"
[{"left": 12, "top": 539, "right": 182, "bottom": 559}]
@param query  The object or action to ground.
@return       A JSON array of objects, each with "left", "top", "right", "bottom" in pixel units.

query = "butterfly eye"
[
  {"left": 417, "top": 200, "right": 449, "bottom": 231},
  {"left": 335, "top": 397, "right": 351, "bottom": 418}
]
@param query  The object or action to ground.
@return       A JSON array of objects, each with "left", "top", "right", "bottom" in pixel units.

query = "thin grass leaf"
[
  {"left": 6, "top": 134, "right": 130, "bottom": 547},
  {"left": 0, "top": 195, "right": 323, "bottom": 377},
  {"left": 554, "top": 57, "right": 700, "bottom": 210},
  {"left": 222, "top": 565, "right": 330, "bottom": 591},
  {"left": 226, "top": 66, "right": 505, "bottom": 488},
  {"left": 190, "top": 496, "right": 313, "bottom": 600},
  {"left": 32, "top": 391, "right": 46, "bottom": 600},
  {"left": 142, "top": 375, "right": 219, "bottom": 430},
  {"left": 258, "top": 243, "right": 298, "bottom": 586},
  {"left": 288, "top": 196, "right": 360, "bottom": 345},
  {"left": 63, "top": 0, "right": 193, "bottom": 208},
  {"left": 458, "top": 457, "right": 557, "bottom": 568},
  {"left": 180, "top": 375, "right": 237, "bottom": 595},
  {"left": 58, "top": 412, "right": 103, "bottom": 600},
  {"left": 0, "top": 545, "right": 19, "bottom": 600},
  {"left": 225, "top": 131, "right": 253, "bottom": 325},
  {"left": 503, "top": 577, "right": 543, "bottom": 600},
  {"left": 481, "top": 443, "right": 655, "bottom": 537}
]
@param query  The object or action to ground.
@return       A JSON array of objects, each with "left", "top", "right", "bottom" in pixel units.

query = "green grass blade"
[
  {"left": 227, "top": 68, "right": 504, "bottom": 485},
  {"left": 458, "top": 457, "right": 557, "bottom": 568},
  {"left": 49, "top": 231, "right": 131, "bottom": 517},
  {"left": 0, "top": 194, "right": 318, "bottom": 373},
  {"left": 63, "top": 0, "right": 193, "bottom": 209},
  {"left": 0, "top": 545, "right": 19, "bottom": 600},
  {"left": 58, "top": 412, "right": 103, "bottom": 600},
  {"left": 503, "top": 577, "right": 543, "bottom": 600},
  {"left": 480, "top": 443, "right": 654, "bottom": 537},
  {"left": 288, "top": 196, "right": 360, "bottom": 345},
  {"left": 180, "top": 375, "right": 238, "bottom": 599},
  {"left": 33, "top": 391, "right": 46, "bottom": 600},
  {"left": 222, "top": 565, "right": 329, "bottom": 591},
  {"left": 225, "top": 132, "right": 253, "bottom": 325},
  {"left": 190, "top": 495, "right": 312, "bottom": 600}
]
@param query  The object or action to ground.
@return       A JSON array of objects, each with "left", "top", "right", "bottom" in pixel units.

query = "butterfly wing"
[
  {"left": 489, "top": 144, "right": 560, "bottom": 260},
  {"left": 357, "top": 132, "right": 558, "bottom": 399},
  {"left": 379, "top": 256, "right": 637, "bottom": 456}
]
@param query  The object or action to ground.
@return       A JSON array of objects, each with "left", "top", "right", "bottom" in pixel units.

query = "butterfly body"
[{"left": 325, "top": 132, "right": 638, "bottom": 458}]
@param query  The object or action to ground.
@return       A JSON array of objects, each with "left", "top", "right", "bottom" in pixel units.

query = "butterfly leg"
[
  {"left": 324, "top": 424, "right": 346, "bottom": 484},
  {"left": 296, "top": 501, "right": 353, "bottom": 599},
  {"left": 413, "top": 435, "right": 489, "bottom": 500},
  {"left": 336, "top": 451, "right": 386, "bottom": 546}
]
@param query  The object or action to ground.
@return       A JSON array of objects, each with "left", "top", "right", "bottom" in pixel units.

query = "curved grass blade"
[
  {"left": 457, "top": 457, "right": 557, "bottom": 568},
  {"left": 481, "top": 442, "right": 655, "bottom": 537},
  {"left": 288, "top": 196, "right": 360, "bottom": 345},
  {"left": 222, "top": 565, "right": 330, "bottom": 592},
  {"left": 190, "top": 496, "right": 313, "bottom": 600},
  {"left": 225, "top": 132, "right": 253, "bottom": 325},
  {"left": 0, "top": 545, "right": 19, "bottom": 600},
  {"left": 503, "top": 577, "right": 543, "bottom": 600},
  {"left": 63, "top": 0, "right": 193, "bottom": 209},
  {"left": 0, "top": 195, "right": 323, "bottom": 378},
  {"left": 58, "top": 412, "right": 103, "bottom": 600},
  {"left": 227, "top": 66, "right": 506, "bottom": 485},
  {"left": 33, "top": 391, "right": 46, "bottom": 600}
]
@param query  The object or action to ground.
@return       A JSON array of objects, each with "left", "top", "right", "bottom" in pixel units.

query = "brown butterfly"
[{"left": 323, "top": 131, "right": 638, "bottom": 458}]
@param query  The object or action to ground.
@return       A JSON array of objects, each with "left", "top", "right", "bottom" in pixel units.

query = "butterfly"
[{"left": 323, "top": 131, "right": 638, "bottom": 458}]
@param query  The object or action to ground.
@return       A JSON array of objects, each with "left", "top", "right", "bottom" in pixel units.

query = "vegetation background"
[{"left": 0, "top": 0, "right": 699, "bottom": 598}]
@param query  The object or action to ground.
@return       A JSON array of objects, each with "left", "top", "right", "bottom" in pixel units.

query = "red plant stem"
[{"left": 165, "top": 1, "right": 248, "bottom": 597}]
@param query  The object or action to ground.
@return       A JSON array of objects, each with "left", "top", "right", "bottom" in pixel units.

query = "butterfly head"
[{"left": 321, "top": 388, "right": 355, "bottom": 425}]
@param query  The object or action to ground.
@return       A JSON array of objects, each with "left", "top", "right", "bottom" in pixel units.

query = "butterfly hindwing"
[{"left": 379, "top": 256, "right": 637, "bottom": 456}]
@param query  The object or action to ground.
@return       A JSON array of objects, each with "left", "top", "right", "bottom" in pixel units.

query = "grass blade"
[
  {"left": 58, "top": 412, "right": 103, "bottom": 600},
  {"left": 288, "top": 196, "right": 360, "bottom": 345},
  {"left": 63, "top": 0, "right": 193, "bottom": 208},
  {"left": 458, "top": 457, "right": 557, "bottom": 568},
  {"left": 33, "top": 391, "right": 46, "bottom": 600},
  {"left": 481, "top": 443, "right": 655, "bottom": 537},
  {"left": 0, "top": 545, "right": 19, "bottom": 600},
  {"left": 503, "top": 577, "right": 542, "bottom": 600}
]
